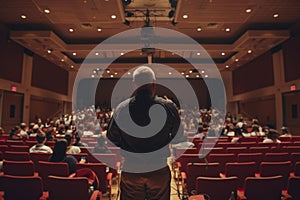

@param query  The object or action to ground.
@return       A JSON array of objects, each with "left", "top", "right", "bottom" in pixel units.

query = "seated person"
[
  {"left": 65, "top": 133, "right": 81, "bottom": 154},
  {"left": 280, "top": 126, "right": 291, "bottom": 136},
  {"left": 92, "top": 136, "right": 112, "bottom": 154},
  {"left": 48, "top": 139, "right": 82, "bottom": 174},
  {"left": 8, "top": 126, "right": 22, "bottom": 140},
  {"left": 73, "top": 133, "right": 88, "bottom": 147},
  {"left": 29, "top": 131, "right": 53, "bottom": 153},
  {"left": 263, "top": 129, "right": 281, "bottom": 143}
]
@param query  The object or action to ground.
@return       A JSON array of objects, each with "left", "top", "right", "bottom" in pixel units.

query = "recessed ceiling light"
[
  {"left": 106, "top": 69, "right": 110, "bottom": 73},
  {"left": 181, "top": 72, "right": 184, "bottom": 75},
  {"left": 61, "top": 59, "right": 65, "bottom": 62},
  {"left": 21, "top": 14, "right": 27, "bottom": 19},
  {"left": 111, "top": 15, "right": 117, "bottom": 19},
  {"left": 182, "top": 14, "right": 188, "bottom": 19},
  {"left": 72, "top": 52, "right": 77, "bottom": 56},
  {"left": 114, "top": 72, "right": 118, "bottom": 75},
  {"left": 97, "top": 28, "right": 102, "bottom": 32},
  {"left": 44, "top": 9, "right": 50, "bottom": 14},
  {"left": 95, "top": 52, "right": 99, "bottom": 56},
  {"left": 47, "top": 49, "right": 52, "bottom": 54},
  {"left": 189, "top": 70, "right": 193, "bottom": 73},
  {"left": 197, "top": 52, "right": 201, "bottom": 56},
  {"left": 245, "top": 8, "right": 252, "bottom": 13},
  {"left": 201, "top": 70, "right": 205, "bottom": 74},
  {"left": 71, "top": 65, "right": 74, "bottom": 68},
  {"left": 197, "top": 27, "right": 202, "bottom": 32},
  {"left": 185, "top": 74, "right": 189, "bottom": 78},
  {"left": 83, "top": 0, "right": 87, "bottom": 3},
  {"left": 221, "top": 52, "right": 225, "bottom": 56},
  {"left": 96, "top": 68, "right": 99, "bottom": 71},
  {"left": 247, "top": 50, "right": 252, "bottom": 54},
  {"left": 273, "top": 13, "right": 279, "bottom": 18},
  {"left": 127, "top": 72, "right": 131, "bottom": 75},
  {"left": 235, "top": 58, "right": 239, "bottom": 62},
  {"left": 226, "top": 65, "right": 229, "bottom": 68},
  {"left": 168, "top": 72, "right": 172, "bottom": 75},
  {"left": 120, "top": 52, "right": 124, "bottom": 55},
  {"left": 196, "top": 75, "right": 200, "bottom": 78},
  {"left": 91, "top": 74, "right": 95, "bottom": 78},
  {"left": 204, "top": 75, "right": 208, "bottom": 78},
  {"left": 69, "top": 28, "right": 74, "bottom": 32},
  {"left": 110, "top": 74, "right": 114, "bottom": 78},
  {"left": 93, "top": 70, "right": 97, "bottom": 74},
  {"left": 225, "top": 28, "right": 231, "bottom": 32}
]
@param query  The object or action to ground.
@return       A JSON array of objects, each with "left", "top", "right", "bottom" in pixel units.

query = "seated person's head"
[
  {"left": 65, "top": 133, "right": 73, "bottom": 146},
  {"left": 268, "top": 129, "right": 279, "bottom": 141},
  {"left": 36, "top": 131, "right": 46, "bottom": 144}
]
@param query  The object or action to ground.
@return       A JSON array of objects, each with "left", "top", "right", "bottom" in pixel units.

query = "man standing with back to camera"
[{"left": 107, "top": 66, "right": 184, "bottom": 200}]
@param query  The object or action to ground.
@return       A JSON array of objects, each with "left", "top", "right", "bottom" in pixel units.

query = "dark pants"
[{"left": 120, "top": 166, "right": 171, "bottom": 200}]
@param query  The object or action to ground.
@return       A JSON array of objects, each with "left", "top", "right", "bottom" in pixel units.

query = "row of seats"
[
  {"left": 191, "top": 175, "right": 300, "bottom": 200},
  {"left": 0, "top": 174, "right": 103, "bottom": 200}
]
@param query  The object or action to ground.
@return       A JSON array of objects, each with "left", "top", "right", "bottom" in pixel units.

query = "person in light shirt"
[
  {"left": 263, "top": 129, "right": 281, "bottom": 143},
  {"left": 29, "top": 131, "right": 53, "bottom": 153}
]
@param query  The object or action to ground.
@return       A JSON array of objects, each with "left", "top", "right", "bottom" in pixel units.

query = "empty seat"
[
  {"left": 30, "top": 152, "right": 52, "bottom": 166},
  {"left": 176, "top": 154, "right": 206, "bottom": 173},
  {"left": 249, "top": 146, "right": 270, "bottom": 154},
  {"left": 196, "top": 176, "right": 238, "bottom": 200},
  {"left": 4, "top": 151, "right": 30, "bottom": 161},
  {"left": 37, "top": 161, "right": 69, "bottom": 190},
  {"left": 286, "top": 176, "right": 300, "bottom": 200},
  {"left": 2, "top": 160, "right": 35, "bottom": 176},
  {"left": 237, "top": 153, "right": 262, "bottom": 172},
  {"left": 208, "top": 153, "right": 236, "bottom": 172},
  {"left": 263, "top": 152, "right": 290, "bottom": 162},
  {"left": 239, "top": 176, "right": 284, "bottom": 200},
  {"left": 223, "top": 162, "right": 256, "bottom": 189},
  {"left": 226, "top": 147, "right": 248, "bottom": 156},
  {"left": 47, "top": 175, "right": 102, "bottom": 200},
  {"left": 184, "top": 162, "right": 221, "bottom": 194},
  {"left": 260, "top": 161, "right": 292, "bottom": 187},
  {"left": 0, "top": 175, "right": 44, "bottom": 200}
]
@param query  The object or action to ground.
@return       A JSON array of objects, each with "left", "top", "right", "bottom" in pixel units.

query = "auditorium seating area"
[{"left": 174, "top": 136, "right": 300, "bottom": 199}]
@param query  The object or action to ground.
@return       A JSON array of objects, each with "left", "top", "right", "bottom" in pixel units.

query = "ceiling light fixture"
[
  {"left": 95, "top": 52, "right": 99, "bottom": 56},
  {"left": 127, "top": 72, "right": 131, "bottom": 75},
  {"left": 72, "top": 52, "right": 77, "bottom": 56},
  {"left": 225, "top": 28, "right": 231, "bottom": 32},
  {"left": 47, "top": 49, "right": 52, "bottom": 54},
  {"left": 44, "top": 9, "right": 50, "bottom": 14},
  {"left": 197, "top": 27, "right": 202, "bottom": 32},
  {"left": 226, "top": 65, "right": 229, "bottom": 68},
  {"left": 181, "top": 72, "right": 184, "bottom": 75},
  {"left": 189, "top": 70, "right": 193, "bottom": 73},
  {"left": 196, "top": 75, "right": 200, "bottom": 78},
  {"left": 21, "top": 14, "right": 27, "bottom": 19},
  {"left": 110, "top": 74, "right": 114, "bottom": 78},
  {"left": 61, "top": 58, "right": 65, "bottom": 62},
  {"left": 169, "top": 72, "right": 172, "bottom": 75},
  {"left": 201, "top": 70, "right": 205, "bottom": 74},
  {"left": 69, "top": 28, "right": 74, "bottom": 32},
  {"left": 97, "top": 28, "right": 102, "bottom": 32},
  {"left": 182, "top": 14, "right": 188, "bottom": 19},
  {"left": 71, "top": 65, "right": 74, "bottom": 68},
  {"left": 197, "top": 52, "right": 201, "bottom": 56},
  {"left": 245, "top": 8, "right": 252, "bottom": 13},
  {"left": 111, "top": 15, "right": 117, "bottom": 19},
  {"left": 247, "top": 50, "right": 252, "bottom": 54},
  {"left": 221, "top": 52, "right": 225, "bottom": 56},
  {"left": 120, "top": 52, "right": 124, "bottom": 55},
  {"left": 273, "top": 13, "right": 279, "bottom": 18},
  {"left": 185, "top": 74, "right": 189, "bottom": 78},
  {"left": 204, "top": 75, "right": 208, "bottom": 78},
  {"left": 91, "top": 74, "right": 95, "bottom": 78},
  {"left": 235, "top": 58, "right": 239, "bottom": 62}
]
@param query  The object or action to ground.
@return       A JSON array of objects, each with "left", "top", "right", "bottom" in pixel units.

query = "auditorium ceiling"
[{"left": 0, "top": 0, "right": 300, "bottom": 78}]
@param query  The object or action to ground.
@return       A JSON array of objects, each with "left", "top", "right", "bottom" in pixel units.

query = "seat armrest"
[{"left": 68, "top": 173, "right": 76, "bottom": 178}]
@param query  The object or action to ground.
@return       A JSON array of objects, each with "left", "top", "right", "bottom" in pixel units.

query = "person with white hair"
[{"left": 107, "top": 66, "right": 184, "bottom": 200}]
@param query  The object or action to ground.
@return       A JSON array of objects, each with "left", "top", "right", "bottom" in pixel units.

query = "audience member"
[
  {"left": 48, "top": 139, "right": 79, "bottom": 174},
  {"left": 73, "top": 134, "right": 88, "bottom": 147},
  {"left": 65, "top": 133, "right": 81, "bottom": 154},
  {"left": 263, "top": 129, "right": 281, "bottom": 143},
  {"left": 280, "top": 126, "right": 291, "bottom": 136},
  {"left": 92, "top": 136, "right": 112, "bottom": 154},
  {"left": 29, "top": 131, "right": 53, "bottom": 153},
  {"left": 8, "top": 126, "right": 22, "bottom": 140}
]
